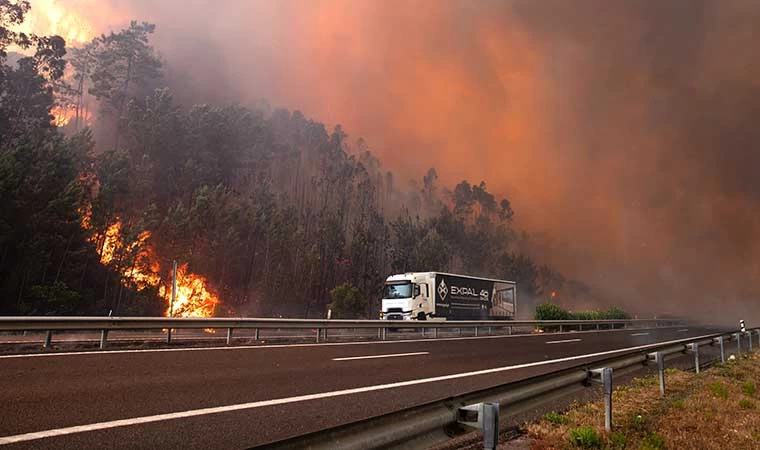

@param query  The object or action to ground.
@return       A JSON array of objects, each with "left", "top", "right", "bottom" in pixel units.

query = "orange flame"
[
  {"left": 83, "top": 216, "right": 219, "bottom": 318},
  {"left": 51, "top": 105, "right": 93, "bottom": 128},
  {"left": 160, "top": 264, "right": 219, "bottom": 318},
  {"left": 17, "top": 0, "right": 95, "bottom": 46},
  {"left": 51, "top": 106, "right": 71, "bottom": 127}
]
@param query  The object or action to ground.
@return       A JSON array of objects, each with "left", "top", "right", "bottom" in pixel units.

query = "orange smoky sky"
[{"left": 28, "top": 0, "right": 760, "bottom": 323}]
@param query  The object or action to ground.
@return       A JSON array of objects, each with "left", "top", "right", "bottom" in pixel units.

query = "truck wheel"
[{"left": 417, "top": 312, "right": 427, "bottom": 321}]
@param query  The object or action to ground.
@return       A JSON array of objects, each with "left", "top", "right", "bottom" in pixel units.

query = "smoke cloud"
[{"left": 33, "top": 0, "right": 760, "bottom": 323}]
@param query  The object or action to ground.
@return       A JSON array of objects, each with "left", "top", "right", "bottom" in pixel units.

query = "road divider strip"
[
  {"left": 0, "top": 326, "right": 686, "bottom": 360},
  {"left": 0, "top": 332, "right": 721, "bottom": 445},
  {"left": 332, "top": 352, "right": 429, "bottom": 361}
]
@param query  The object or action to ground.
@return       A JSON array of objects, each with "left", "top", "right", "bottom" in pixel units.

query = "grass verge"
[{"left": 527, "top": 353, "right": 760, "bottom": 449}]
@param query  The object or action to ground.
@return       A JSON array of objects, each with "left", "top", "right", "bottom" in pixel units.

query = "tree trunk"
[{"left": 54, "top": 232, "right": 75, "bottom": 283}]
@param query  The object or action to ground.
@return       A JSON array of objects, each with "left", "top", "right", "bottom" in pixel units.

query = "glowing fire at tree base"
[
  {"left": 159, "top": 263, "right": 219, "bottom": 318},
  {"left": 87, "top": 218, "right": 219, "bottom": 318}
]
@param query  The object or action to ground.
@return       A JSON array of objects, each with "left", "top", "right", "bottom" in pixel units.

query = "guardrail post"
[
  {"left": 324, "top": 328, "right": 328, "bottom": 342},
  {"left": 688, "top": 343, "right": 700, "bottom": 373},
  {"left": 434, "top": 327, "right": 438, "bottom": 339},
  {"left": 559, "top": 324, "right": 563, "bottom": 333},
  {"left": 315, "top": 328, "right": 320, "bottom": 343},
  {"left": 590, "top": 368, "right": 613, "bottom": 432},
  {"left": 483, "top": 402, "right": 499, "bottom": 450},
  {"left": 508, "top": 326, "right": 512, "bottom": 335},
  {"left": 381, "top": 327, "right": 387, "bottom": 341},
  {"left": 226, "top": 328, "right": 233, "bottom": 345},
  {"left": 457, "top": 402, "right": 499, "bottom": 450},
  {"left": 648, "top": 352, "right": 665, "bottom": 396},
  {"left": 735, "top": 332, "right": 742, "bottom": 356},
  {"left": 475, "top": 327, "right": 479, "bottom": 337},
  {"left": 254, "top": 328, "right": 260, "bottom": 341},
  {"left": 166, "top": 328, "right": 172, "bottom": 344},
  {"left": 715, "top": 336, "right": 725, "bottom": 363},
  {"left": 43, "top": 330, "right": 53, "bottom": 348},
  {"left": 749, "top": 331, "right": 753, "bottom": 352},
  {"left": 99, "top": 330, "right": 108, "bottom": 349}
]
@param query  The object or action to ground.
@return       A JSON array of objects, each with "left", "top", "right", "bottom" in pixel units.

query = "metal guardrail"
[
  {"left": 0, "top": 316, "right": 684, "bottom": 349},
  {"left": 257, "top": 327, "right": 759, "bottom": 450}
]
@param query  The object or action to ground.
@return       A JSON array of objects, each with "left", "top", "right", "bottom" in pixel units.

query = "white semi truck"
[{"left": 380, "top": 272, "right": 516, "bottom": 321}]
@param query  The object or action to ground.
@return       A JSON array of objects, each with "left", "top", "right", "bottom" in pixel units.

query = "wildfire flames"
[
  {"left": 51, "top": 105, "right": 93, "bottom": 128},
  {"left": 88, "top": 219, "right": 219, "bottom": 318},
  {"left": 18, "top": 0, "right": 95, "bottom": 46}
]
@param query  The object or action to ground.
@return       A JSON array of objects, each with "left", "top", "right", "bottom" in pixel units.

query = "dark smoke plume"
[{"left": 52, "top": 0, "right": 760, "bottom": 324}]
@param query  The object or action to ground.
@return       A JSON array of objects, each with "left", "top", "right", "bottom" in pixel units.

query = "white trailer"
[{"left": 380, "top": 272, "right": 516, "bottom": 321}]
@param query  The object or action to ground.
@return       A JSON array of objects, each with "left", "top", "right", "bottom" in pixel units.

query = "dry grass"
[{"left": 526, "top": 353, "right": 760, "bottom": 449}]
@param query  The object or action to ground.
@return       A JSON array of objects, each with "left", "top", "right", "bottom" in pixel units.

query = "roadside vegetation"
[
  {"left": 528, "top": 353, "right": 760, "bottom": 449},
  {"left": 534, "top": 303, "right": 630, "bottom": 331}
]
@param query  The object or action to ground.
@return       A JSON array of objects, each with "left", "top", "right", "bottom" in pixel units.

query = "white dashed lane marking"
[
  {"left": 545, "top": 339, "right": 582, "bottom": 344},
  {"left": 332, "top": 352, "right": 429, "bottom": 361}
]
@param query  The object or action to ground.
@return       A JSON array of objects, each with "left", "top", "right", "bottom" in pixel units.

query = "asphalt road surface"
[{"left": 0, "top": 326, "right": 727, "bottom": 449}]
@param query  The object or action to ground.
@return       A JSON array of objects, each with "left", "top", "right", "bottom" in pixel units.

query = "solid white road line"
[
  {"left": 0, "top": 332, "right": 720, "bottom": 445},
  {"left": 332, "top": 351, "right": 429, "bottom": 361},
  {"left": 545, "top": 339, "right": 582, "bottom": 344},
  {"left": 630, "top": 332, "right": 650, "bottom": 337}
]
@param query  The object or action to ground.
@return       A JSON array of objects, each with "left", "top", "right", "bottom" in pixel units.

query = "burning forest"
[
  {"left": 2, "top": 0, "right": 760, "bottom": 324},
  {"left": 85, "top": 218, "right": 219, "bottom": 318}
]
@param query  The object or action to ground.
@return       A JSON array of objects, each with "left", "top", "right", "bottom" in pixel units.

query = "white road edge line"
[
  {"left": 0, "top": 327, "right": 686, "bottom": 360},
  {"left": 332, "top": 352, "right": 429, "bottom": 361},
  {"left": 545, "top": 339, "right": 582, "bottom": 344},
  {"left": 0, "top": 332, "right": 718, "bottom": 445},
  {"left": 630, "top": 332, "right": 650, "bottom": 337}
]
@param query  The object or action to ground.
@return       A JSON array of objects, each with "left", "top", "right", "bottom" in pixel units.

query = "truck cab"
[{"left": 380, "top": 273, "right": 435, "bottom": 321}]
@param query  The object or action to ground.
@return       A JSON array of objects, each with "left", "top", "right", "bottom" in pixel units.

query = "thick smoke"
[{"left": 38, "top": 0, "right": 760, "bottom": 323}]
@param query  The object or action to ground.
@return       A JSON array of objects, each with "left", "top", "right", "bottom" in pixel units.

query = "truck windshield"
[{"left": 383, "top": 282, "right": 412, "bottom": 299}]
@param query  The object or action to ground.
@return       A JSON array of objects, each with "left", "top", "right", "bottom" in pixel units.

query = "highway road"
[{"left": 0, "top": 325, "right": 727, "bottom": 449}]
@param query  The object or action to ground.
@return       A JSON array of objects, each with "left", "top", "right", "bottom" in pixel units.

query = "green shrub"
[
  {"left": 535, "top": 303, "right": 630, "bottom": 323},
  {"left": 639, "top": 433, "right": 666, "bottom": 450},
  {"left": 535, "top": 302, "right": 572, "bottom": 321},
  {"left": 743, "top": 380, "right": 756, "bottom": 396},
  {"left": 740, "top": 398, "right": 755, "bottom": 410},
  {"left": 543, "top": 411, "right": 569, "bottom": 425},
  {"left": 602, "top": 306, "right": 631, "bottom": 320},
  {"left": 569, "top": 426, "right": 603, "bottom": 448},
  {"left": 608, "top": 431, "right": 628, "bottom": 449},
  {"left": 328, "top": 283, "right": 366, "bottom": 319},
  {"left": 710, "top": 382, "right": 729, "bottom": 400},
  {"left": 671, "top": 399, "right": 684, "bottom": 409},
  {"left": 572, "top": 310, "right": 602, "bottom": 321}
]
